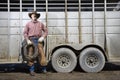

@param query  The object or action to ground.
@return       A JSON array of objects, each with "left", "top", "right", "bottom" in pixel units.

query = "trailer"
[{"left": 0, "top": 0, "right": 120, "bottom": 73}]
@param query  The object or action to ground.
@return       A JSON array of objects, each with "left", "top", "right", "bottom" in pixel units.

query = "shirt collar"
[{"left": 31, "top": 20, "right": 38, "bottom": 23}]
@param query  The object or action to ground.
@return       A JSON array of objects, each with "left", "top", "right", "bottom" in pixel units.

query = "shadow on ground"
[
  {"left": 0, "top": 61, "right": 54, "bottom": 73},
  {"left": 73, "top": 62, "right": 120, "bottom": 72},
  {"left": 0, "top": 62, "right": 120, "bottom": 73}
]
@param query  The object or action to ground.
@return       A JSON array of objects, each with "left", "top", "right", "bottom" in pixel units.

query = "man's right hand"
[{"left": 27, "top": 39, "right": 32, "bottom": 45}]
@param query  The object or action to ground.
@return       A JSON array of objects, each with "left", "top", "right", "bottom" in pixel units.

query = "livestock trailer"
[{"left": 0, "top": 0, "right": 120, "bottom": 72}]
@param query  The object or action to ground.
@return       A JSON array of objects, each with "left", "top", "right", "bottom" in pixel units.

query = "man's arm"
[
  {"left": 23, "top": 23, "right": 32, "bottom": 45},
  {"left": 38, "top": 23, "right": 48, "bottom": 42},
  {"left": 42, "top": 23, "right": 48, "bottom": 38},
  {"left": 23, "top": 23, "right": 29, "bottom": 40}
]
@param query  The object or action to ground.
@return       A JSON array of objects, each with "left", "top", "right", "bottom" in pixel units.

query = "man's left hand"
[{"left": 38, "top": 37, "right": 44, "bottom": 42}]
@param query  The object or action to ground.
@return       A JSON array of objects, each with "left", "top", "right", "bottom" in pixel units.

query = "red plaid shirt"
[{"left": 23, "top": 20, "right": 48, "bottom": 39}]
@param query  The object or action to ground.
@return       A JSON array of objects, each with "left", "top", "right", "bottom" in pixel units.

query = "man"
[{"left": 23, "top": 11, "right": 48, "bottom": 76}]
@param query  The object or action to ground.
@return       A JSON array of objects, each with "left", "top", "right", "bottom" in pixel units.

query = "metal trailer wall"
[{"left": 0, "top": 0, "right": 120, "bottom": 63}]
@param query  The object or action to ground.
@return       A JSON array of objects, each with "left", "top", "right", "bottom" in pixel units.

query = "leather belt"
[{"left": 29, "top": 36, "right": 40, "bottom": 38}]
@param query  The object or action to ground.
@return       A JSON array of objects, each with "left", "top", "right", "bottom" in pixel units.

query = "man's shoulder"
[
  {"left": 37, "top": 21, "right": 43, "bottom": 24},
  {"left": 37, "top": 21, "right": 41, "bottom": 23},
  {"left": 26, "top": 21, "right": 33, "bottom": 24},
  {"left": 25, "top": 21, "right": 32, "bottom": 26},
  {"left": 27, "top": 21, "right": 32, "bottom": 23}
]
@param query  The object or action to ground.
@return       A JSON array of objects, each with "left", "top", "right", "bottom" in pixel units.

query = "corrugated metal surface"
[{"left": 0, "top": 0, "right": 120, "bottom": 63}]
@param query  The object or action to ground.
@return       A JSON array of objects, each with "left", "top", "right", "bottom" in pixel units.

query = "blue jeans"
[
  {"left": 29, "top": 65, "right": 35, "bottom": 72},
  {"left": 30, "top": 37, "right": 39, "bottom": 46},
  {"left": 29, "top": 37, "right": 44, "bottom": 46}
]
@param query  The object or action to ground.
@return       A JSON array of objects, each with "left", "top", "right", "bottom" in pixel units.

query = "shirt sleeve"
[
  {"left": 41, "top": 23, "right": 48, "bottom": 38},
  {"left": 23, "top": 23, "right": 29, "bottom": 40}
]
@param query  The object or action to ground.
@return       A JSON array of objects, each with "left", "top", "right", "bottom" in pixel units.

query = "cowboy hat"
[{"left": 28, "top": 11, "right": 40, "bottom": 19}]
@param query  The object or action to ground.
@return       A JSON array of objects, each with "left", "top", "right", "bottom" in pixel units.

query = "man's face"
[{"left": 31, "top": 14, "right": 37, "bottom": 21}]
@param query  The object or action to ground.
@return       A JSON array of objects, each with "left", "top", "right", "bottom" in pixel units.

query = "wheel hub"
[
  {"left": 86, "top": 54, "right": 98, "bottom": 67},
  {"left": 57, "top": 54, "right": 71, "bottom": 68}
]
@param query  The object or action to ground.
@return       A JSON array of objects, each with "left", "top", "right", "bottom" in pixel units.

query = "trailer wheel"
[
  {"left": 52, "top": 48, "right": 77, "bottom": 72},
  {"left": 79, "top": 47, "right": 105, "bottom": 72}
]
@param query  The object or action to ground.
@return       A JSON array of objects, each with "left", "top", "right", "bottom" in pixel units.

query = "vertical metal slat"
[
  {"left": 34, "top": 0, "right": 36, "bottom": 11},
  {"left": 78, "top": 0, "right": 82, "bottom": 43},
  {"left": 45, "top": 0, "right": 49, "bottom": 61},
  {"left": 92, "top": 0, "right": 95, "bottom": 43},
  {"left": 7, "top": 0, "right": 10, "bottom": 61},
  {"left": 65, "top": 0, "right": 68, "bottom": 43},
  {"left": 18, "top": 0, "right": 23, "bottom": 62},
  {"left": 104, "top": 0, "right": 108, "bottom": 54}
]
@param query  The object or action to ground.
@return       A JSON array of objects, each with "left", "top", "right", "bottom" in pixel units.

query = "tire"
[
  {"left": 79, "top": 47, "right": 105, "bottom": 72},
  {"left": 52, "top": 48, "right": 77, "bottom": 73},
  {"left": 22, "top": 44, "right": 39, "bottom": 61}
]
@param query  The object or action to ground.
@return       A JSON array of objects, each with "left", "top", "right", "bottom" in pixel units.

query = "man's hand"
[
  {"left": 27, "top": 39, "right": 32, "bottom": 45},
  {"left": 38, "top": 37, "right": 44, "bottom": 42}
]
